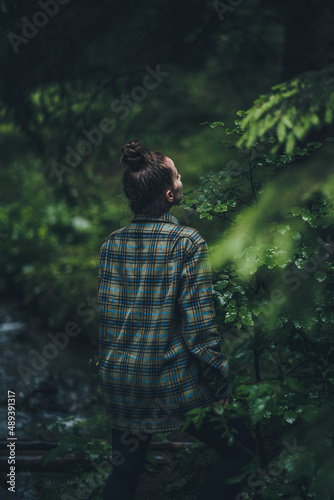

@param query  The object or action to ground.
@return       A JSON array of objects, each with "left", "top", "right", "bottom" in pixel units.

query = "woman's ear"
[{"left": 165, "top": 189, "right": 174, "bottom": 203}]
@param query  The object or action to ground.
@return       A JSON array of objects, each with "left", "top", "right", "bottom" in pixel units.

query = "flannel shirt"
[{"left": 98, "top": 212, "right": 230, "bottom": 434}]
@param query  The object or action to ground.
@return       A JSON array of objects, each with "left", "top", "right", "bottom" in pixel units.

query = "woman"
[{"left": 98, "top": 140, "right": 256, "bottom": 499}]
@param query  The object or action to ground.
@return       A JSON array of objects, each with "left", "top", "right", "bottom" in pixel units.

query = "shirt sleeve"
[{"left": 177, "top": 240, "right": 231, "bottom": 399}]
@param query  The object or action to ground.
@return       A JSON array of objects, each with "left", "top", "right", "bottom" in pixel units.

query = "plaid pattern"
[{"left": 98, "top": 212, "right": 230, "bottom": 434}]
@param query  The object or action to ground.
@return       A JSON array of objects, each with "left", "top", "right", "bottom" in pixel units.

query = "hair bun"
[{"left": 120, "top": 140, "right": 152, "bottom": 171}]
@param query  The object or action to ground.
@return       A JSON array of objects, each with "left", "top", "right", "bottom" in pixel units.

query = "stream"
[{"left": 0, "top": 301, "right": 100, "bottom": 499}]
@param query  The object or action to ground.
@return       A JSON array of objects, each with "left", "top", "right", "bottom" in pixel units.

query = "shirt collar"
[{"left": 132, "top": 212, "right": 180, "bottom": 225}]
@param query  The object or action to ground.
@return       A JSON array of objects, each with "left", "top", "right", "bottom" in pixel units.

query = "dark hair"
[{"left": 120, "top": 140, "right": 174, "bottom": 216}]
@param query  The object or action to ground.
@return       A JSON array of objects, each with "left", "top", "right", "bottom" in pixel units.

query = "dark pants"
[{"left": 103, "top": 411, "right": 256, "bottom": 500}]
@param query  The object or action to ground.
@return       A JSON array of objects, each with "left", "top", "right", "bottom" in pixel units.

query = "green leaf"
[
  {"left": 284, "top": 409, "right": 297, "bottom": 424},
  {"left": 307, "top": 141, "right": 322, "bottom": 149},
  {"left": 315, "top": 271, "right": 327, "bottom": 282},
  {"left": 266, "top": 136, "right": 276, "bottom": 143},
  {"left": 277, "top": 121, "right": 286, "bottom": 143},
  {"left": 210, "top": 122, "right": 225, "bottom": 128},
  {"left": 251, "top": 396, "right": 273, "bottom": 424},
  {"left": 311, "top": 114, "right": 320, "bottom": 125},
  {"left": 284, "top": 376, "right": 307, "bottom": 394},
  {"left": 325, "top": 109, "right": 333, "bottom": 123},
  {"left": 182, "top": 407, "right": 211, "bottom": 431},
  {"left": 276, "top": 224, "right": 290, "bottom": 235},
  {"left": 215, "top": 280, "right": 228, "bottom": 290},
  {"left": 239, "top": 307, "right": 254, "bottom": 326},
  {"left": 215, "top": 204, "right": 228, "bottom": 212},
  {"left": 225, "top": 311, "right": 237, "bottom": 322},
  {"left": 286, "top": 133, "right": 296, "bottom": 153},
  {"left": 300, "top": 405, "right": 320, "bottom": 422},
  {"left": 290, "top": 206, "right": 302, "bottom": 216}
]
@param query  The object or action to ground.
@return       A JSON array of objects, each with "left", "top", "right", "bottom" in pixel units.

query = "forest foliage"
[
  {"left": 181, "top": 120, "right": 334, "bottom": 499},
  {"left": 1, "top": 0, "right": 334, "bottom": 498}
]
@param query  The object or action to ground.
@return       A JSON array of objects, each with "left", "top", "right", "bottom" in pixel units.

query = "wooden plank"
[{"left": 0, "top": 439, "right": 194, "bottom": 472}]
